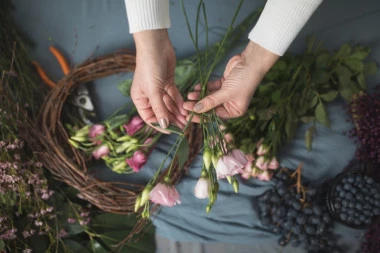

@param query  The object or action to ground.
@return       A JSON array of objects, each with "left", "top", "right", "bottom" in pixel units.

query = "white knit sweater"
[{"left": 125, "top": 0, "right": 323, "bottom": 56}]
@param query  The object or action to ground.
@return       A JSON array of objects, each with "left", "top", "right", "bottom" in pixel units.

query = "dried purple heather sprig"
[{"left": 347, "top": 89, "right": 380, "bottom": 165}]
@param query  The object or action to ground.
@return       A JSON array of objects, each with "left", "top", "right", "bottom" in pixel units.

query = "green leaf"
[
  {"left": 273, "top": 60, "right": 287, "bottom": 71},
  {"left": 310, "top": 96, "right": 319, "bottom": 109},
  {"left": 315, "top": 102, "right": 330, "bottom": 127},
  {"left": 344, "top": 59, "right": 364, "bottom": 73},
  {"left": 305, "top": 125, "right": 315, "bottom": 151},
  {"left": 320, "top": 90, "right": 339, "bottom": 102},
  {"left": 312, "top": 70, "right": 330, "bottom": 84},
  {"left": 356, "top": 73, "right": 367, "bottom": 90},
  {"left": 87, "top": 240, "right": 109, "bottom": 253},
  {"left": 300, "top": 116, "right": 315, "bottom": 124},
  {"left": 315, "top": 52, "right": 330, "bottom": 68},
  {"left": 349, "top": 48, "right": 370, "bottom": 60},
  {"left": 0, "top": 240, "right": 4, "bottom": 250},
  {"left": 336, "top": 66, "right": 352, "bottom": 85},
  {"left": 336, "top": 44, "right": 352, "bottom": 58},
  {"left": 117, "top": 79, "right": 133, "bottom": 97},
  {"left": 91, "top": 213, "right": 139, "bottom": 231},
  {"left": 339, "top": 87, "right": 354, "bottom": 101},
  {"left": 285, "top": 114, "right": 297, "bottom": 140},
  {"left": 64, "top": 239, "right": 92, "bottom": 253},
  {"left": 363, "top": 62, "right": 378, "bottom": 75},
  {"left": 271, "top": 90, "right": 282, "bottom": 102},
  {"left": 177, "top": 137, "right": 189, "bottom": 169},
  {"left": 174, "top": 59, "right": 197, "bottom": 86}
]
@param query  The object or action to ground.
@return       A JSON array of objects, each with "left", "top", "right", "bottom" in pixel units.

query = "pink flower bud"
[
  {"left": 194, "top": 178, "right": 209, "bottom": 199},
  {"left": 256, "top": 144, "right": 268, "bottom": 156},
  {"left": 255, "top": 156, "right": 269, "bottom": 170},
  {"left": 89, "top": 124, "right": 105, "bottom": 144},
  {"left": 268, "top": 157, "right": 279, "bottom": 170},
  {"left": 149, "top": 183, "right": 181, "bottom": 207},
  {"left": 224, "top": 133, "right": 234, "bottom": 144},
  {"left": 123, "top": 115, "right": 144, "bottom": 136},
  {"left": 257, "top": 170, "right": 273, "bottom": 181},
  {"left": 126, "top": 151, "right": 147, "bottom": 172},
  {"left": 92, "top": 145, "right": 110, "bottom": 159}
]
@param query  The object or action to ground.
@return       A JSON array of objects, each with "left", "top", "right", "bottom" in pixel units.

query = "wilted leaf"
[
  {"left": 344, "top": 59, "right": 364, "bottom": 73},
  {"left": 305, "top": 125, "right": 315, "bottom": 151},
  {"left": 117, "top": 79, "right": 133, "bottom": 97},
  {"left": 363, "top": 62, "right": 378, "bottom": 76},
  {"left": 316, "top": 53, "right": 330, "bottom": 68},
  {"left": 315, "top": 102, "right": 330, "bottom": 127},
  {"left": 320, "top": 90, "right": 339, "bottom": 102}
]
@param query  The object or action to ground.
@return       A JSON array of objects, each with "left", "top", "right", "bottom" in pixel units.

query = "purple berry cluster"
[{"left": 347, "top": 89, "right": 380, "bottom": 165}]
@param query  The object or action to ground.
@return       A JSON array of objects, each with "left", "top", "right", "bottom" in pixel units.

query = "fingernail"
[
  {"left": 194, "top": 103, "right": 204, "bottom": 112},
  {"left": 159, "top": 118, "right": 168, "bottom": 129}
]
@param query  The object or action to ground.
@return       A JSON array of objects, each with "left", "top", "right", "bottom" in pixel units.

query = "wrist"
[
  {"left": 133, "top": 29, "right": 170, "bottom": 52},
  {"left": 242, "top": 41, "right": 280, "bottom": 77}
]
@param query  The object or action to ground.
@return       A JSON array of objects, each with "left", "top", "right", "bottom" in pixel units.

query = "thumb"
[
  {"left": 149, "top": 91, "right": 170, "bottom": 129},
  {"left": 193, "top": 84, "right": 230, "bottom": 113}
]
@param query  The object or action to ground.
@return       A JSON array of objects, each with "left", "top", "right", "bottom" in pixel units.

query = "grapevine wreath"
[{"left": 26, "top": 50, "right": 202, "bottom": 233}]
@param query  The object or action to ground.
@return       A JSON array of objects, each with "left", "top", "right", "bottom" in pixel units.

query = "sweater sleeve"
[
  {"left": 125, "top": 0, "right": 171, "bottom": 33},
  {"left": 248, "top": 0, "right": 323, "bottom": 56}
]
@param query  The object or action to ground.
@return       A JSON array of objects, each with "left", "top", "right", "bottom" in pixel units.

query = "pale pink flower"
[
  {"left": 89, "top": 124, "right": 105, "bottom": 144},
  {"left": 149, "top": 183, "right": 181, "bottom": 207},
  {"left": 224, "top": 133, "right": 234, "bottom": 144},
  {"left": 92, "top": 145, "right": 109, "bottom": 159},
  {"left": 257, "top": 170, "right": 273, "bottom": 181},
  {"left": 194, "top": 178, "right": 209, "bottom": 199},
  {"left": 216, "top": 149, "right": 247, "bottom": 179},
  {"left": 268, "top": 157, "right": 279, "bottom": 170},
  {"left": 255, "top": 156, "right": 269, "bottom": 170},
  {"left": 124, "top": 115, "right": 144, "bottom": 136},
  {"left": 251, "top": 167, "right": 262, "bottom": 178},
  {"left": 256, "top": 144, "right": 269, "bottom": 156},
  {"left": 240, "top": 154, "right": 255, "bottom": 180},
  {"left": 144, "top": 137, "right": 153, "bottom": 145},
  {"left": 126, "top": 151, "right": 147, "bottom": 172}
]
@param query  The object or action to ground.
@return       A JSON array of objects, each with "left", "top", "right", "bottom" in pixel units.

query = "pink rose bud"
[
  {"left": 255, "top": 156, "right": 269, "bottom": 170},
  {"left": 257, "top": 170, "right": 273, "bottom": 181},
  {"left": 124, "top": 115, "right": 144, "bottom": 136},
  {"left": 268, "top": 157, "right": 279, "bottom": 170},
  {"left": 194, "top": 178, "right": 210, "bottom": 199},
  {"left": 92, "top": 145, "right": 109, "bottom": 159},
  {"left": 149, "top": 183, "right": 181, "bottom": 207},
  {"left": 216, "top": 149, "right": 247, "bottom": 179},
  {"left": 89, "top": 124, "right": 105, "bottom": 145},
  {"left": 126, "top": 150, "right": 147, "bottom": 172},
  {"left": 256, "top": 144, "right": 268, "bottom": 156}
]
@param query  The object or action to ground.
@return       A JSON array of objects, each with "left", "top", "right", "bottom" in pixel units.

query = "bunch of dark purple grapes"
[
  {"left": 257, "top": 167, "right": 342, "bottom": 253},
  {"left": 331, "top": 173, "right": 380, "bottom": 227},
  {"left": 347, "top": 89, "right": 380, "bottom": 165}
]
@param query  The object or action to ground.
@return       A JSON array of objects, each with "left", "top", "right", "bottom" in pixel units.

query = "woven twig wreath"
[{"left": 30, "top": 50, "right": 202, "bottom": 216}]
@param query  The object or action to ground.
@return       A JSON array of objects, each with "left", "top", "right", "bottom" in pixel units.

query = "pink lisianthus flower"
[
  {"left": 92, "top": 145, "right": 109, "bottom": 159},
  {"left": 216, "top": 149, "right": 247, "bottom": 179},
  {"left": 126, "top": 150, "right": 147, "bottom": 172},
  {"left": 149, "top": 183, "right": 181, "bottom": 207},
  {"left": 251, "top": 167, "right": 261, "bottom": 178},
  {"left": 194, "top": 178, "right": 210, "bottom": 199},
  {"left": 257, "top": 170, "right": 273, "bottom": 181},
  {"left": 268, "top": 157, "right": 279, "bottom": 170},
  {"left": 255, "top": 156, "right": 269, "bottom": 170},
  {"left": 123, "top": 115, "right": 144, "bottom": 136},
  {"left": 240, "top": 154, "right": 255, "bottom": 180},
  {"left": 89, "top": 124, "right": 105, "bottom": 145}
]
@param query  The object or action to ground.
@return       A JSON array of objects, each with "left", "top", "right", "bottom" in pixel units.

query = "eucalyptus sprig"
[{"left": 224, "top": 37, "right": 378, "bottom": 157}]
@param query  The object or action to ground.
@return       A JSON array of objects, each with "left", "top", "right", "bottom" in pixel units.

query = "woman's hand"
[
  {"left": 131, "top": 29, "right": 187, "bottom": 132},
  {"left": 184, "top": 41, "right": 279, "bottom": 122}
]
